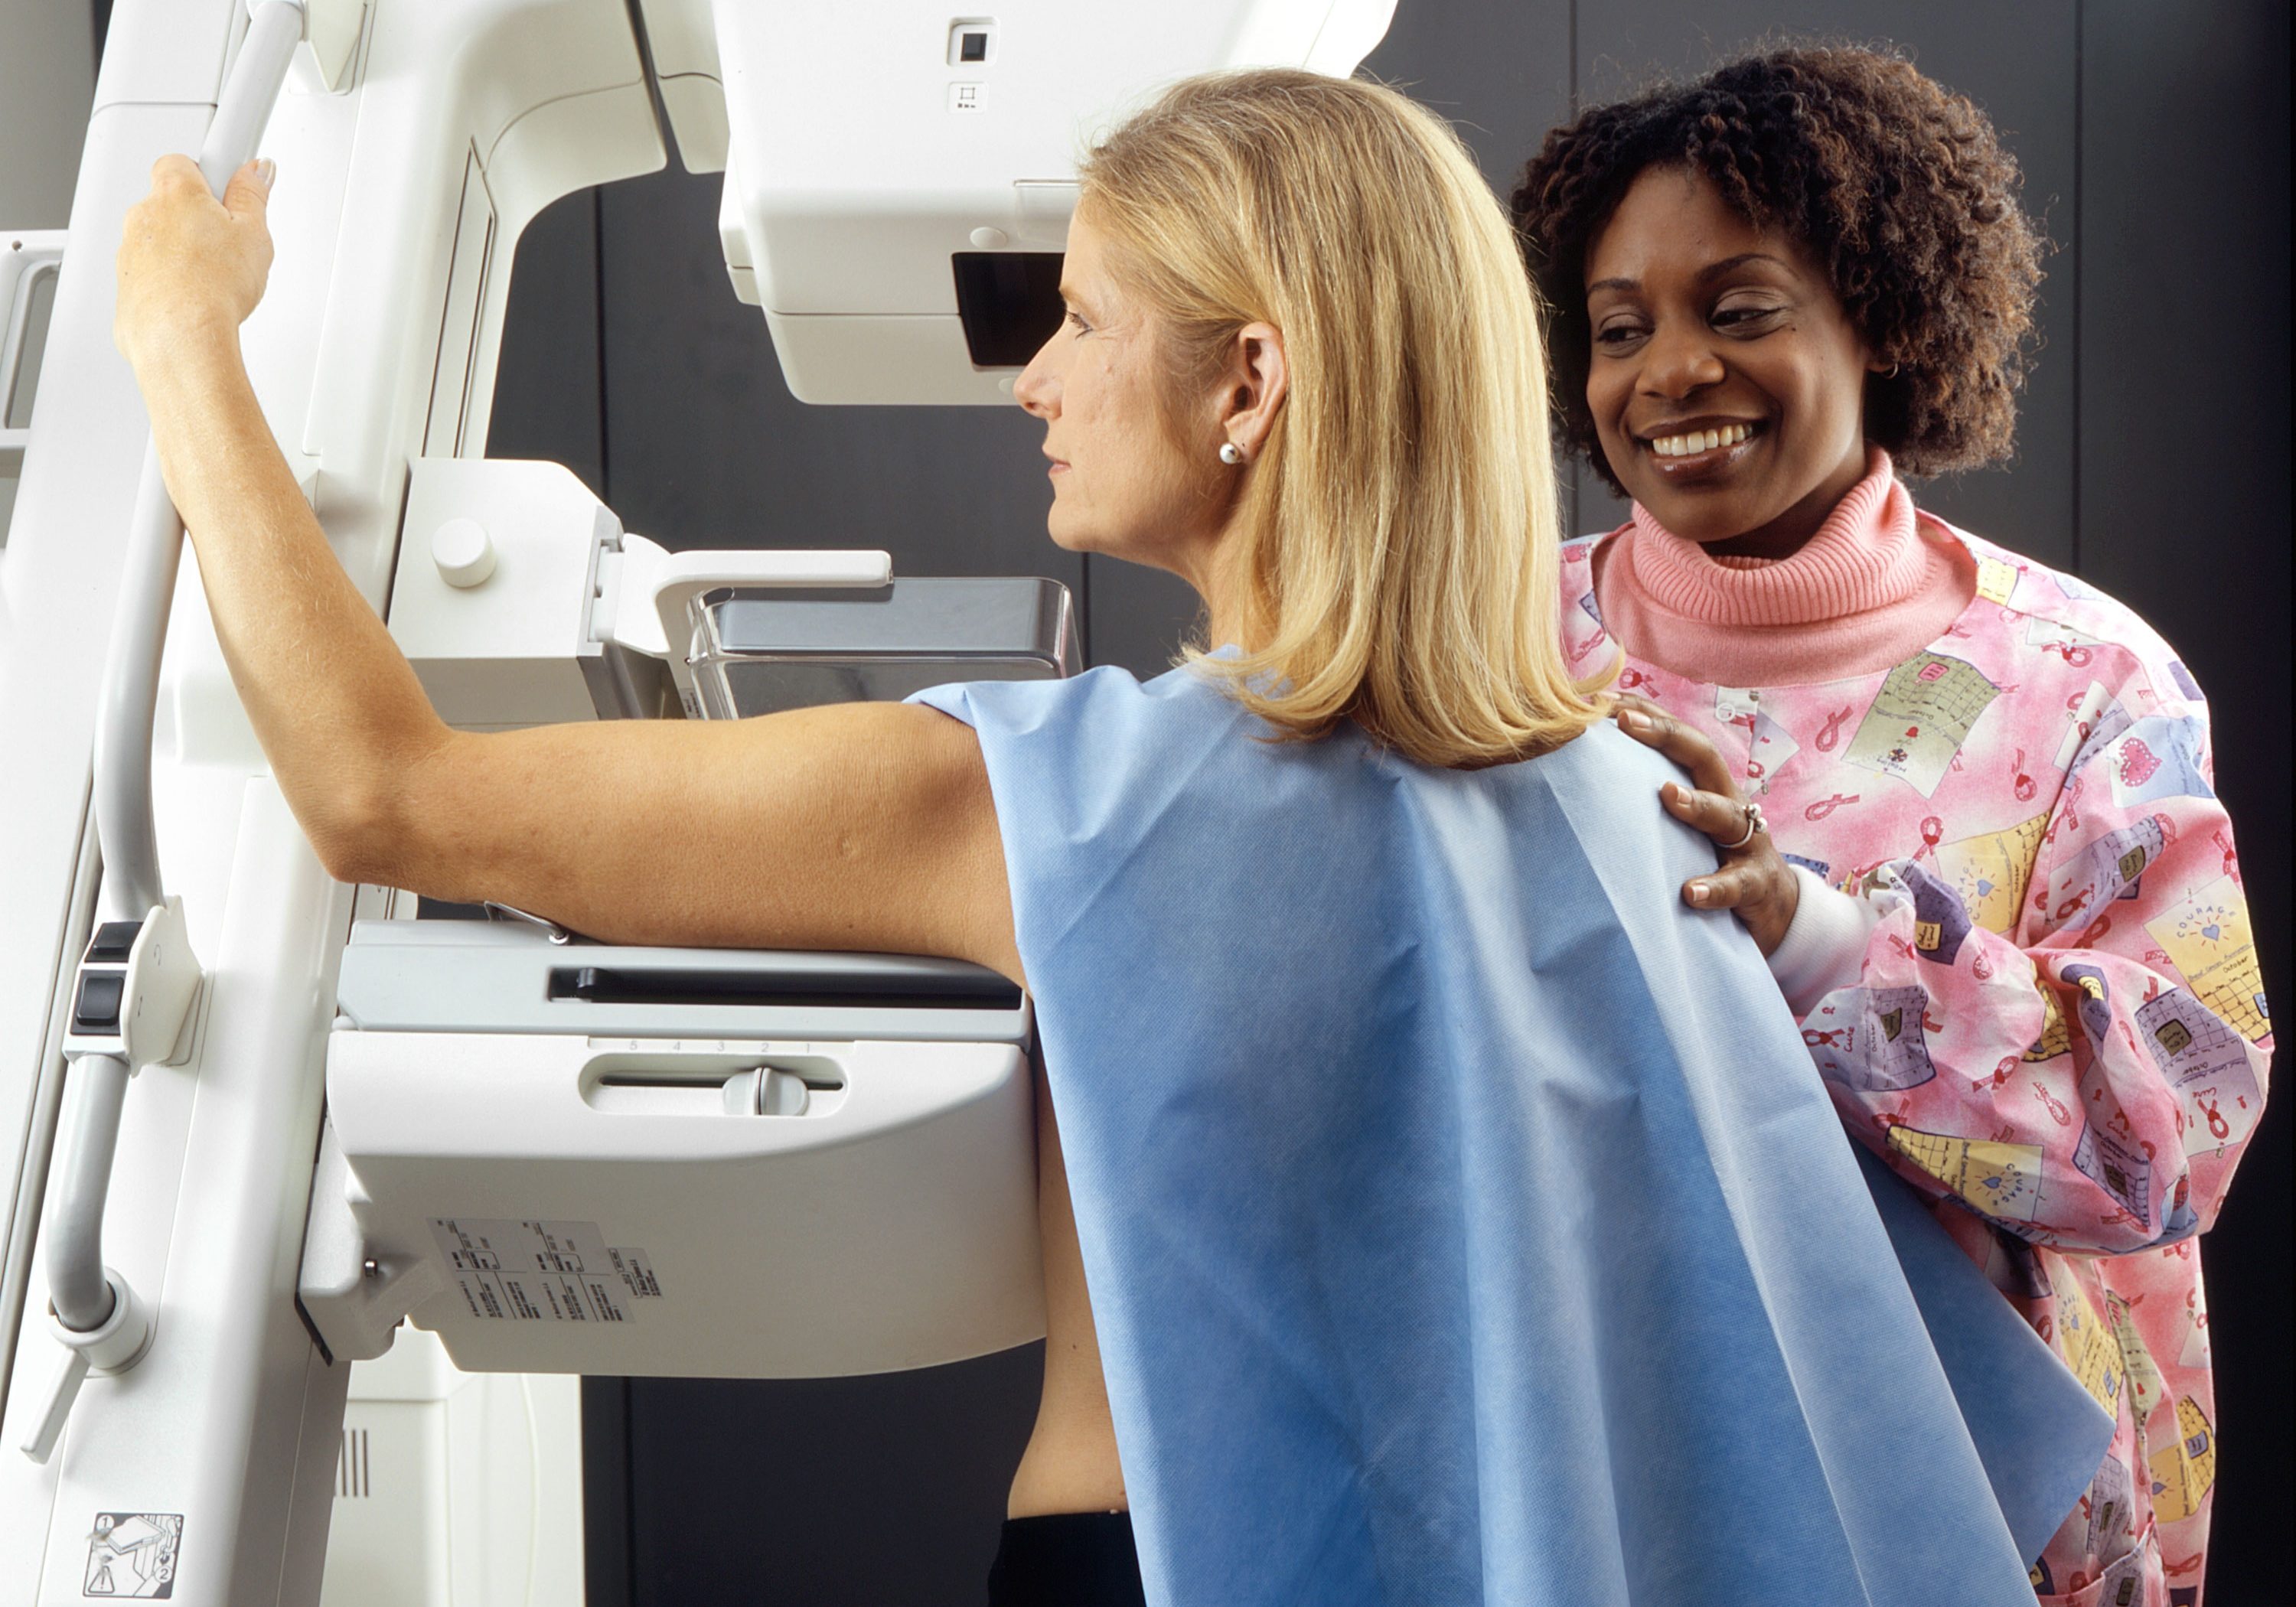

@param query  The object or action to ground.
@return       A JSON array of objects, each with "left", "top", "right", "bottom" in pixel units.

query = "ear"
[{"left": 1213, "top": 321, "right": 1290, "bottom": 464}]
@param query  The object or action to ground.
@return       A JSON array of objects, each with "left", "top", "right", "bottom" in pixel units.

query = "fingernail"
[
  {"left": 253, "top": 158, "right": 277, "bottom": 191},
  {"left": 1619, "top": 710, "right": 1650, "bottom": 732},
  {"left": 1687, "top": 882, "right": 1709, "bottom": 904}
]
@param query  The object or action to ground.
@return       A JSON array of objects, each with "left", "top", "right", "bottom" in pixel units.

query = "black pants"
[{"left": 985, "top": 1512, "right": 1146, "bottom": 1607}]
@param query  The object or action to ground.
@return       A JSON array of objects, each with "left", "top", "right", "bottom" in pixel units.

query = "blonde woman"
[{"left": 120, "top": 70, "right": 2088, "bottom": 1607}]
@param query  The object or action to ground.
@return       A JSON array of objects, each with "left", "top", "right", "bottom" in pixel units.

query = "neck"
[
  {"left": 1593, "top": 445, "right": 1978, "bottom": 686},
  {"left": 1199, "top": 555, "right": 1249, "bottom": 652},
  {"left": 1156, "top": 516, "right": 1250, "bottom": 651},
  {"left": 1701, "top": 436, "right": 1870, "bottom": 561}
]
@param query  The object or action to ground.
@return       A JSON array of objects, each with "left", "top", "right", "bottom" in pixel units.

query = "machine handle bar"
[
  {"left": 37, "top": 2, "right": 306, "bottom": 1439},
  {"left": 94, "top": 0, "right": 307, "bottom": 922}
]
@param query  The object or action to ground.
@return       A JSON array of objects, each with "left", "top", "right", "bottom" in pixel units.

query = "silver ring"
[{"left": 1722, "top": 800, "right": 1766, "bottom": 851}]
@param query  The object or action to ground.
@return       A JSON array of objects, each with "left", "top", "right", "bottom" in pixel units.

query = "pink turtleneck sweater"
[
  {"left": 1592, "top": 450, "right": 1979, "bottom": 1012},
  {"left": 1592, "top": 448, "right": 1975, "bottom": 689}
]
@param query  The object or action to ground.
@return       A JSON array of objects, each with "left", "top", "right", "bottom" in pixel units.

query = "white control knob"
[
  {"left": 969, "top": 226, "right": 1009, "bottom": 249},
  {"left": 432, "top": 517, "right": 496, "bottom": 588}
]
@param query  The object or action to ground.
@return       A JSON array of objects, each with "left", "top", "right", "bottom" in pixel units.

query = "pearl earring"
[{"left": 1218, "top": 442, "right": 1245, "bottom": 466}]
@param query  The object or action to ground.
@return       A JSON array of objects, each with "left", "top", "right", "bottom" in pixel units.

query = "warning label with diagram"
[
  {"left": 429, "top": 1217, "right": 663, "bottom": 1324},
  {"left": 83, "top": 1511, "right": 182, "bottom": 1598}
]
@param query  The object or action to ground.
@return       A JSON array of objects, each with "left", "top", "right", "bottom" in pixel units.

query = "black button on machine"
[
  {"left": 74, "top": 971, "right": 126, "bottom": 1035},
  {"left": 86, "top": 921, "right": 141, "bottom": 962}
]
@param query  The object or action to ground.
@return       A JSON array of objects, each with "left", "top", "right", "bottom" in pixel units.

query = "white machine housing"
[
  {"left": 639, "top": 0, "right": 1398, "bottom": 400},
  {"left": 305, "top": 924, "right": 1042, "bottom": 1377}
]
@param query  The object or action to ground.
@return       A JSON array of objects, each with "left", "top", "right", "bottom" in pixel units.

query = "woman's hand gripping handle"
[{"left": 115, "top": 155, "right": 276, "bottom": 373}]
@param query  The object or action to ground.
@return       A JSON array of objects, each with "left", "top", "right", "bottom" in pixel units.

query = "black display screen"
[{"left": 951, "top": 252, "right": 1066, "bottom": 368}]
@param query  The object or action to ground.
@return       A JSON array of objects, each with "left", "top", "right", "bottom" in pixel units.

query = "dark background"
[{"left": 473, "top": 2, "right": 2291, "bottom": 1602}]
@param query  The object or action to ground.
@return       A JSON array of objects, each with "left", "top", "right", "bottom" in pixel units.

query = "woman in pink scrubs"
[{"left": 1514, "top": 42, "right": 2269, "bottom": 1607}]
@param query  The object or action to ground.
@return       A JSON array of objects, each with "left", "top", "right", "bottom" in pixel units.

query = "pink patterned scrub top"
[{"left": 1559, "top": 468, "right": 2271, "bottom": 1607}]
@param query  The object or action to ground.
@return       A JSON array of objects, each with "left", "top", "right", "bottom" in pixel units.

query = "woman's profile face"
[
  {"left": 1014, "top": 214, "right": 1229, "bottom": 574},
  {"left": 1583, "top": 168, "right": 1876, "bottom": 557}
]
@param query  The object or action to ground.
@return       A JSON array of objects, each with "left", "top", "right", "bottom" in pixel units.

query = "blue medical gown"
[{"left": 912, "top": 664, "right": 2108, "bottom": 1607}]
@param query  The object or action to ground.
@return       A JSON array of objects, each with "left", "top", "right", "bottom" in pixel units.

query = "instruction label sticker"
[
  {"left": 429, "top": 1217, "right": 663, "bottom": 1324},
  {"left": 84, "top": 1511, "right": 182, "bottom": 1598}
]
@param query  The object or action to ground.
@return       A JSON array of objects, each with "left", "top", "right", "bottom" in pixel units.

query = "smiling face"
[
  {"left": 1013, "top": 213, "right": 1234, "bottom": 584},
  {"left": 1583, "top": 168, "right": 1879, "bottom": 558}
]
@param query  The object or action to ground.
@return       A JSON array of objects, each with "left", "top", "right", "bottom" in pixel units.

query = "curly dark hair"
[{"left": 1510, "top": 42, "right": 2046, "bottom": 490}]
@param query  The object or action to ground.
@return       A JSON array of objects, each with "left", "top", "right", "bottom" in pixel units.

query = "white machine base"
[{"left": 320, "top": 1332, "right": 583, "bottom": 1607}]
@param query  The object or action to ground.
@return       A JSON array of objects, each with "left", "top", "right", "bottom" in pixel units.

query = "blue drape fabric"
[{"left": 914, "top": 664, "right": 2109, "bottom": 1607}]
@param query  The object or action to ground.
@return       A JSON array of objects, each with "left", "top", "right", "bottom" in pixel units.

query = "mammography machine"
[{"left": 0, "top": 2, "right": 1395, "bottom": 1599}]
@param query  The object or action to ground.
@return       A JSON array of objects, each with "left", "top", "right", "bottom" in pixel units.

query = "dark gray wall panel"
[
  {"left": 1570, "top": 2, "right": 2079, "bottom": 569},
  {"left": 1365, "top": 0, "right": 1575, "bottom": 195},
  {"left": 1086, "top": 559, "right": 1202, "bottom": 679},
  {"left": 594, "top": 168, "right": 1077, "bottom": 601},
  {"left": 2081, "top": 2, "right": 2292, "bottom": 1589},
  {"left": 488, "top": 191, "right": 605, "bottom": 496}
]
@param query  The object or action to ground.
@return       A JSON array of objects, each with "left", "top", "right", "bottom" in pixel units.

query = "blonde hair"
[{"left": 1081, "top": 70, "right": 1609, "bottom": 768}]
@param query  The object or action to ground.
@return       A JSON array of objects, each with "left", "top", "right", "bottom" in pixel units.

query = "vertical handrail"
[
  {"left": 46, "top": 0, "right": 305, "bottom": 1341},
  {"left": 94, "top": 0, "right": 308, "bottom": 924},
  {"left": 44, "top": 1057, "right": 131, "bottom": 1331}
]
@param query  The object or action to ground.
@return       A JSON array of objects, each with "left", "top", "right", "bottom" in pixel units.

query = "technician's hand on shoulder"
[
  {"left": 115, "top": 155, "right": 276, "bottom": 369},
  {"left": 1613, "top": 695, "right": 1799, "bottom": 955}
]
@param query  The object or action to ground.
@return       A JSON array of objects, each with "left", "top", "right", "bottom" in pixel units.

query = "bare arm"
[{"left": 116, "top": 157, "right": 1019, "bottom": 979}]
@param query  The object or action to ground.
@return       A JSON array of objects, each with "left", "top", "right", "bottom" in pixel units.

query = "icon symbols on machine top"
[
  {"left": 947, "top": 19, "right": 996, "bottom": 66},
  {"left": 947, "top": 16, "right": 995, "bottom": 111}
]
